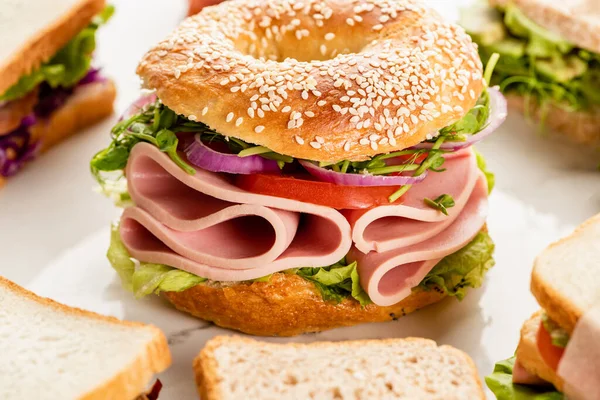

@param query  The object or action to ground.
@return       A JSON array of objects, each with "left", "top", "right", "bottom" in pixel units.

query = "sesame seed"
[
  {"left": 325, "top": 33, "right": 335, "bottom": 41},
  {"left": 295, "top": 135, "right": 305, "bottom": 145},
  {"left": 188, "top": 115, "right": 197, "bottom": 121},
  {"left": 254, "top": 125, "right": 265, "bottom": 133},
  {"left": 346, "top": 18, "right": 355, "bottom": 26},
  {"left": 373, "top": 24, "right": 383, "bottom": 31},
  {"left": 318, "top": 100, "right": 327, "bottom": 107},
  {"left": 310, "top": 141, "right": 322, "bottom": 149},
  {"left": 235, "top": 117, "right": 243, "bottom": 126},
  {"left": 226, "top": 112, "right": 234, "bottom": 122},
  {"left": 202, "top": 107, "right": 208, "bottom": 116}
]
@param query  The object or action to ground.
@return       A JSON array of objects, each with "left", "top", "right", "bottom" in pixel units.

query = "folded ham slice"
[
  {"left": 121, "top": 143, "right": 352, "bottom": 280},
  {"left": 120, "top": 143, "right": 488, "bottom": 304},
  {"left": 346, "top": 150, "right": 480, "bottom": 253},
  {"left": 347, "top": 176, "right": 488, "bottom": 306}
]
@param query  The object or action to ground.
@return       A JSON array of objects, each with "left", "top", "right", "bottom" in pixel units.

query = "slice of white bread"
[
  {"left": 498, "top": 0, "right": 600, "bottom": 54},
  {"left": 0, "top": 79, "right": 116, "bottom": 188},
  {"left": 531, "top": 213, "right": 600, "bottom": 334},
  {"left": 195, "top": 336, "right": 485, "bottom": 400},
  {"left": 0, "top": 276, "right": 171, "bottom": 400},
  {"left": 0, "top": 0, "right": 106, "bottom": 95},
  {"left": 515, "top": 311, "right": 564, "bottom": 391},
  {"left": 505, "top": 95, "right": 600, "bottom": 147}
]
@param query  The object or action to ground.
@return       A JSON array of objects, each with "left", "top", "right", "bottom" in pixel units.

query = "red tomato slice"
[
  {"left": 537, "top": 321, "right": 565, "bottom": 371},
  {"left": 235, "top": 173, "right": 403, "bottom": 209}
]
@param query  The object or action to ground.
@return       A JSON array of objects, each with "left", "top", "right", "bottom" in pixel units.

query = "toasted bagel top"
[{"left": 138, "top": 0, "right": 484, "bottom": 161}]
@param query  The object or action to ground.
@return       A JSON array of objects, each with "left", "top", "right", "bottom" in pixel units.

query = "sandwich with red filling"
[
  {"left": 91, "top": 0, "right": 506, "bottom": 336},
  {"left": 0, "top": 0, "right": 115, "bottom": 185},
  {"left": 487, "top": 214, "right": 600, "bottom": 400}
]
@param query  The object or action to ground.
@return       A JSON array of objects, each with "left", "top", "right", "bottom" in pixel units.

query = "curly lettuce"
[
  {"left": 0, "top": 6, "right": 114, "bottom": 102},
  {"left": 486, "top": 357, "right": 564, "bottom": 400}
]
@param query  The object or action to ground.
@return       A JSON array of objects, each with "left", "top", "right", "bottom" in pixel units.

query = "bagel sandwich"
[
  {"left": 486, "top": 214, "right": 600, "bottom": 400},
  {"left": 91, "top": 0, "right": 506, "bottom": 336},
  {"left": 0, "top": 0, "right": 116, "bottom": 187},
  {"left": 462, "top": 0, "right": 600, "bottom": 147}
]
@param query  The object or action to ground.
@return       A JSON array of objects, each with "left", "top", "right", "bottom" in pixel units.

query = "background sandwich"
[
  {"left": 487, "top": 213, "right": 600, "bottom": 399},
  {"left": 0, "top": 276, "right": 171, "bottom": 400},
  {"left": 195, "top": 336, "right": 485, "bottom": 400},
  {"left": 462, "top": 0, "right": 600, "bottom": 147},
  {"left": 91, "top": 0, "right": 506, "bottom": 336},
  {"left": 0, "top": 0, "right": 116, "bottom": 186}
]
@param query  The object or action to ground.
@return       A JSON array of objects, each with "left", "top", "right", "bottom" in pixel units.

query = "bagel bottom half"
[
  {"left": 163, "top": 273, "right": 447, "bottom": 337},
  {"left": 0, "top": 79, "right": 116, "bottom": 188}
]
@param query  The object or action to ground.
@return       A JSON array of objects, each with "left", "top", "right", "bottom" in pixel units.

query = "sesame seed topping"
[
  {"left": 254, "top": 125, "right": 265, "bottom": 133},
  {"left": 226, "top": 112, "right": 234, "bottom": 122},
  {"left": 235, "top": 117, "right": 243, "bottom": 126},
  {"left": 325, "top": 33, "right": 335, "bottom": 41},
  {"left": 295, "top": 135, "right": 305, "bottom": 145},
  {"left": 188, "top": 115, "right": 197, "bottom": 121},
  {"left": 202, "top": 107, "right": 208, "bottom": 116}
]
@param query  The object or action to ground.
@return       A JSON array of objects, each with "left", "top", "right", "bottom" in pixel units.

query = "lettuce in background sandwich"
[{"left": 462, "top": 0, "right": 600, "bottom": 147}]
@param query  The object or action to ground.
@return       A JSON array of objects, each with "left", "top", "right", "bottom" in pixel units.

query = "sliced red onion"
[
  {"left": 413, "top": 87, "right": 507, "bottom": 151},
  {"left": 122, "top": 93, "right": 157, "bottom": 120},
  {"left": 299, "top": 160, "right": 427, "bottom": 186},
  {"left": 185, "top": 134, "right": 280, "bottom": 174}
]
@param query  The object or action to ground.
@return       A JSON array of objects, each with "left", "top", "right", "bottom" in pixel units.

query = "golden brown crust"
[
  {"left": 164, "top": 272, "right": 446, "bottom": 337},
  {"left": 0, "top": 275, "right": 172, "bottom": 400},
  {"left": 531, "top": 214, "right": 600, "bottom": 334},
  {"left": 506, "top": 94, "right": 600, "bottom": 147},
  {"left": 516, "top": 311, "right": 564, "bottom": 391},
  {"left": 0, "top": 80, "right": 116, "bottom": 190},
  {"left": 0, "top": 0, "right": 106, "bottom": 95},
  {"left": 138, "top": 0, "right": 484, "bottom": 162},
  {"left": 195, "top": 336, "right": 485, "bottom": 400}
]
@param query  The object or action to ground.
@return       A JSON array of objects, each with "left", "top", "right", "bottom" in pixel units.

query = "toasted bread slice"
[
  {"left": 195, "top": 336, "right": 485, "bottom": 400},
  {"left": 505, "top": 95, "right": 600, "bottom": 147},
  {"left": 164, "top": 272, "right": 446, "bottom": 337},
  {"left": 515, "top": 311, "right": 564, "bottom": 391},
  {"left": 0, "top": 276, "right": 171, "bottom": 400},
  {"left": 0, "top": 0, "right": 106, "bottom": 95},
  {"left": 0, "top": 79, "right": 116, "bottom": 188},
  {"left": 531, "top": 213, "right": 600, "bottom": 334}
]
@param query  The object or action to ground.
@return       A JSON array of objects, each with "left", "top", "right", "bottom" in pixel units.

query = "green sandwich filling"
[
  {"left": 486, "top": 357, "right": 564, "bottom": 400},
  {"left": 462, "top": 2, "right": 600, "bottom": 116},
  {"left": 542, "top": 313, "right": 570, "bottom": 348},
  {"left": 1, "top": 6, "right": 115, "bottom": 102}
]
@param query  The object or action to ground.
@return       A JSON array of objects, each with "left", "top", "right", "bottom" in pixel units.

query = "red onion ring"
[
  {"left": 121, "top": 93, "right": 157, "bottom": 120},
  {"left": 413, "top": 87, "right": 507, "bottom": 151},
  {"left": 185, "top": 134, "right": 280, "bottom": 174},
  {"left": 299, "top": 159, "right": 427, "bottom": 186}
]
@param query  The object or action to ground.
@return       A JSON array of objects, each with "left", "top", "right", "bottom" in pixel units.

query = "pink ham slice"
[
  {"left": 512, "top": 358, "right": 549, "bottom": 385},
  {"left": 347, "top": 176, "right": 488, "bottom": 306},
  {"left": 121, "top": 143, "right": 352, "bottom": 280},
  {"left": 345, "top": 150, "right": 481, "bottom": 253}
]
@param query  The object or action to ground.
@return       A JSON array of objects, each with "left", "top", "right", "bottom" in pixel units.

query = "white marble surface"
[{"left": 1, "top": 0, "right": 599, "bottom": 398}]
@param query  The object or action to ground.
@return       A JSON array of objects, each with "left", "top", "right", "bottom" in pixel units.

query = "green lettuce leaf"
[
  {"left": 295, "top": 261, "right": 371, "bottom": 306},
  {"left": 0, "top": 5, "right": 114, "bottom": 102},
  {"left": 418, "top": 231, "right": 495, "bottom": 299},
  {"left": 107, "top": 223, "right": 206, "bottom": 297},
  {"left": 475, "top": 149, "right": 495, "bottom": 194},
  {"left": 486, "top": 357, "right": 564, "bottom": 400}
]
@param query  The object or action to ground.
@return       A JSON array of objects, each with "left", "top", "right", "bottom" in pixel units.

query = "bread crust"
[
  {"left": 0, "top": 79, "right": 116, "bottom": 189},
  {"left": 0, "top": 0, "right": 106, "bottom": 95},
  {"left": 531, "top": 214, "right": 600, "bottom": 334},
  {"left": 138, "top": 0, "right": 484, "bottom": 162},
  {"left": 516, "top": 311, "right": 564, "bottom": 391},
  {"left": 194, "top": 336, "right": 485, "bottom": 400},
  {"left": 508, "top": 0, "right": 600, "bottom": 54},
  {"left": 163, "top": 272, "right": 447, "bottom": 337},
  {"left": 505, "top": 94, "right": 600, "bottom": 147},
  {"left": 0, "top": 276, "right": 172, "bottom": 400}
]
